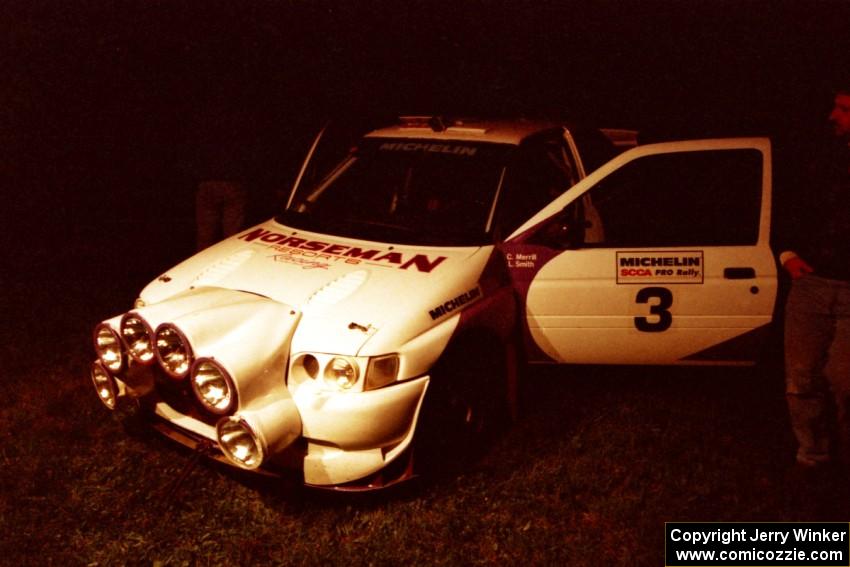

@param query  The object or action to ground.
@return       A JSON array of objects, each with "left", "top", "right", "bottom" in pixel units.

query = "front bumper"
[
  {"left": 294, "top": 376, "right": 429, "bottom": 485},
  {"left": 105, "top": 363, "right": 429, "bottom": 487}
]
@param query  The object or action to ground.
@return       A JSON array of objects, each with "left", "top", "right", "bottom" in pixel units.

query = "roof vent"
[{"left": 399, "top": 115, "right": 447, "bottom": 132}]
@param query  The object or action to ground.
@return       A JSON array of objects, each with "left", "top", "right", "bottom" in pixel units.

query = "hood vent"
[
  {"left": 304, "top": 270, "right": 368, "bottom": 312},
  {"left": 191, "top": 249, "right": 256, "bottom": 287}
]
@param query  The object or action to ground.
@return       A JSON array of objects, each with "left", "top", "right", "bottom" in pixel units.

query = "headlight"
[
  {"left": 323, "top": 357, "right": 359, "bottom": 390},
  {"left": 291, "top": 353, "right": 399, "bottom": 392},
  {"left": 154, "top": 324, "right": 193, "bottom": 378},
  {"left": 93, "top": 323, "right": 124, "bottom": 373},
  {"left": 91, "top": 361, "right": 118, "bottom": 410},
  {"left": 217, "top": 417, "right": 264, "bottom": 469},
  {"left": 191, "top": 359, "right": 236, "bottom": 414},
  {"left": 120, "top": 314, "right": 155, "bottom": 364}
]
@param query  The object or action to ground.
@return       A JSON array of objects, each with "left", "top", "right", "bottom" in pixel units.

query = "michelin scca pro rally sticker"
[{"left": 616, "top": 251, "right": 704, "bottom": 284}]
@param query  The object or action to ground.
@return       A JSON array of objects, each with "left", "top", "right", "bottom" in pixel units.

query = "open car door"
[{"left": 502, "top": 138, "right": 777, "bottom": 365}]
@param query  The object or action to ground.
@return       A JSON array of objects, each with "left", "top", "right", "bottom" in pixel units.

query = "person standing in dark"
[
  {"left": 778, "top": 86, "right": 850, "bottom": 473},
  {"left": 195, "top": 179, "right": 247, "bottom": 251},
  {"left": 194, "top": 142, "right": 248, "bottom": 252}
]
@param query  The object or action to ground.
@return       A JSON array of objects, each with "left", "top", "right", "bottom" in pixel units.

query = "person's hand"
[{"left": 783, "top": 257, "right": 814, "bottom": 279}]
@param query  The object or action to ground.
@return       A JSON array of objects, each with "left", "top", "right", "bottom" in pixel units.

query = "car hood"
[{"left": 139, "top": 220, "right": 491, "bottom": 355}]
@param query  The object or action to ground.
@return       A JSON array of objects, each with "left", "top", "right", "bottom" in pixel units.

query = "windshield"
[{"left": 277, "top": 137, "right": 513, "bottom": 246}]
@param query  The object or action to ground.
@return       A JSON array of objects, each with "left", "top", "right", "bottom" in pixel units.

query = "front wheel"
[{"left": 415, "top": 337, "right": 513, "bottom": 477}]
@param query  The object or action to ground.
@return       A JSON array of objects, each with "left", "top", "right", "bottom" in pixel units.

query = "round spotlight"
[
  {"left": 191, "top": 359, "right": 236, "bottom": 414},
  {"left": 154, "top": 324, "right": 193, "bottom": 378},
  {"left": 217, "top": 417, "right": 264, "bottom": 470},
  {"left": 120, "top": 314, "right": 155, "bottom": 364},
  {"left": 93, "top": 323, "right": 124, "bottom": 373},
  {"left": 91, "top": 361, "right": 118, "bottom": 410}
]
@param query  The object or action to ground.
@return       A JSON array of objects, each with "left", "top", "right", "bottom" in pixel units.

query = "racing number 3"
[{"left": 635, "top": 287, "right": 673, "bottom": 332}]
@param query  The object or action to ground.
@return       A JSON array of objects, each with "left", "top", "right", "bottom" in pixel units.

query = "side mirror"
[{"left": 536, "top": 205, "right": 586, "bottom": 249}]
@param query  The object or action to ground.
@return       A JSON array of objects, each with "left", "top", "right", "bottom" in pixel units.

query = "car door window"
[
  {"left": 496, "top": 136, "right": 578, "bottom": 237},
  {"left": 586, "top": 149, "right": 762, "bottom": 247}
]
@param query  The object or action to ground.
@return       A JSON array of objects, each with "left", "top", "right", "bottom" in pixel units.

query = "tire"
[{"left": 415, "top": 336, "right": 511, "bottom": 477}]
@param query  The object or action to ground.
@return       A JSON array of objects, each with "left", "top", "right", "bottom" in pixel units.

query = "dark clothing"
[
  {"left": 779, "top": 135, "right": 850, "bottom": 467},
  {"left": 776, "top": 139, "right": 850, "bottom": 281},
  {"left": 785, "top": 275, "right": 850, "bottom": 465},
  {"left": 195, "top": 180, "right": 247, "bottom": 251}
]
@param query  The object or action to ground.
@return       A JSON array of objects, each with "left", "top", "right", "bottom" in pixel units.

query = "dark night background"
[
  {"left": 4, "top": 0, "right": 850, "bottom": 273},
  {"left": 0, "top": 0, "right": 848, "bottom": 379},
  {"left": 4, "top": 3, "right": 850, "bottom": 559}
]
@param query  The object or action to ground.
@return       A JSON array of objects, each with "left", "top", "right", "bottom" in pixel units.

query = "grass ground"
[{"left": 2, "top": 235, "right": 846, "bottom": 566}]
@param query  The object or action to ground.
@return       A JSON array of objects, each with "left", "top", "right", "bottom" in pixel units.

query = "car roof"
[{"left": 365, "top": 117, "right": 563, "bottom": 145}]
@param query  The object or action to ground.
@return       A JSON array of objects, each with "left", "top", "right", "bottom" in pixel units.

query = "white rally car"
[{"left": 90, "top": 117, "right": 777, "bottom": 490}]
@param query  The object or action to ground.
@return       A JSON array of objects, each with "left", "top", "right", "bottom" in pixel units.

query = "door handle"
[{"left": 724, "top": 267, "right": 756, "bottom": 279}]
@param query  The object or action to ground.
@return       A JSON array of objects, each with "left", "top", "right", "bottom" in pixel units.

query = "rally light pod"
[
  {"left": 91, "top": 361, "right": 119, "bottom": 410},
  {"left": 217, "top": 417, "right": 264, "bottom": 469},
  {"left": 154, "top": 323, "right": 194, "bottom": 379},
  {"left": 93, "top": 322, "right": 125, "bottom": 373},
  {"left": 163, "top": 294, "right": 300, "bottom": 404},
  {"left": 216, "top": 396, "right": 302, "bottom": 470},
  {"left": 120, "top": 313, "right": 156, "bottom": 364},
  {"left": 191, "top": 358, "right": 237, "bottom": 415}
]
